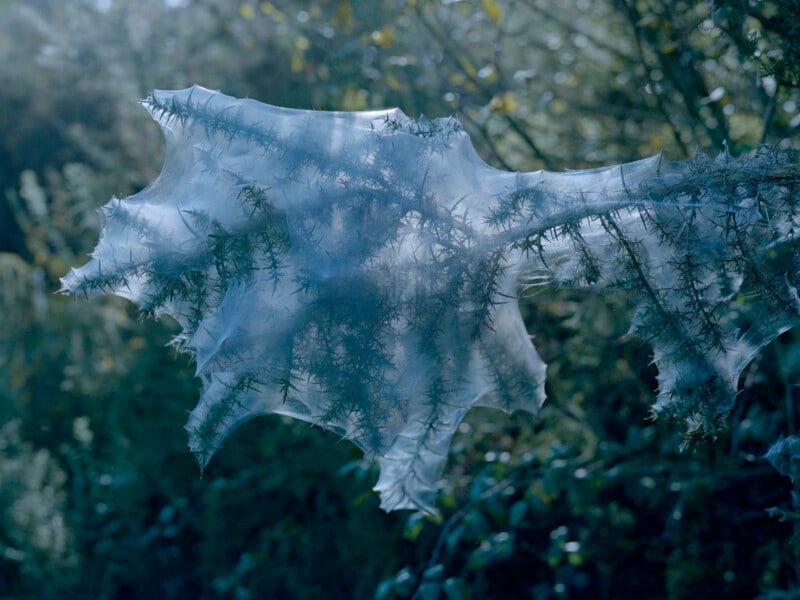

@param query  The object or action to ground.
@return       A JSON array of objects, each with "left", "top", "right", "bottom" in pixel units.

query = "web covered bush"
[{"left": 62, "top": 86, "right": 800, "bottom": 511}]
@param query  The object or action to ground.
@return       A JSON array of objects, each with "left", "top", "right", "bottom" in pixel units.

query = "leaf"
[
  {"left": 467, "top": 531, "right": 515, "bottom": 569},
  {"left": 403, "top": 512, "right": 427, "bottom": 541},
  {"left": 481, "top": 0, "right": 502, "bottom": 24},
  {"left": 238, "top": 3, "right": 255, "bottom": 21},
  {"left": 443, "top": 577, "right": 472, "bottom": 600},
  {"left": 766, "top": 435, "right": 800, "bottom": 481},
  {"left": 489, "top": 92, "right": 518, "bottom": 115},
  {"left": 61, "top": 86, "right": 800, "bottom": 511}
]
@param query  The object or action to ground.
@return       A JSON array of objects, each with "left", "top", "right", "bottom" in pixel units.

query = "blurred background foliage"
[{"left": 0, "top": 0, "right": 799, "bottom": 598}]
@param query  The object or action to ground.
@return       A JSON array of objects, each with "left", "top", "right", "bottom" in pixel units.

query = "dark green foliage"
[
  {"left": 712, "top": 0, "right": 800, "bottom": 88},
  {"left": 381, "top": 438, "right": 790, "bottom": 599}
]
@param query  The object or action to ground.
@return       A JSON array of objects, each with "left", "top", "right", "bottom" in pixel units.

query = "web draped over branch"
[{"left": 61, "top": 86, "right": 800, "bottom": 512}]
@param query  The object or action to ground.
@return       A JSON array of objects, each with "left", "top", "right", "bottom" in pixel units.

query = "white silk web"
[{"left": 62, "top": 86, "right": 800, "bottom": 511}]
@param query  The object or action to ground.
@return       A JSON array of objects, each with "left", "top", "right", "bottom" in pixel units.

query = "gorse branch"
[{"left": 61, "top": 86, "right": 800, "bottom": 511}]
